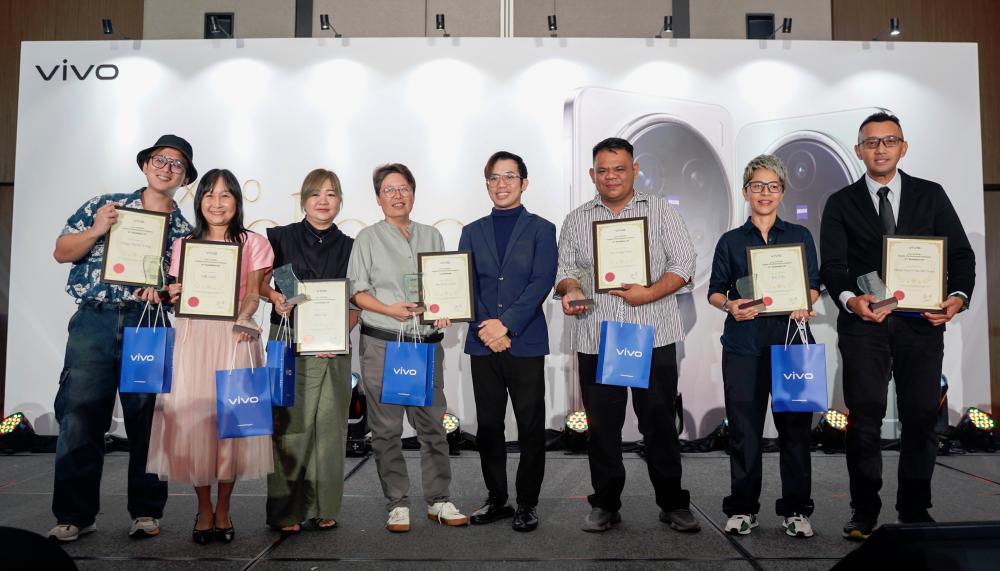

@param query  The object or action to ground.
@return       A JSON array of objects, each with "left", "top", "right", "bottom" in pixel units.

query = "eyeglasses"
[
  {"left": 150, "top": 154, "right": 186, "bottom": 174},
  {"left": 380, "top": 186, "right": 412, "bottom": 196},
  {"left": 744, "top": 181, "right": 784, "bottom": 194},
  {"left": 486, "top": 173, "right": 523, "bottom": 186},
  {"left": 859, "top": 136, "right": 904, "bottom": 149}
]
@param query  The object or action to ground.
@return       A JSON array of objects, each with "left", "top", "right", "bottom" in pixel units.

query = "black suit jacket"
[{"left": 819, "top": 169, "right": 975, "bottom": 333}]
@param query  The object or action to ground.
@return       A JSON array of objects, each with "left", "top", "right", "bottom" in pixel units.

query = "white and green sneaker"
[
  {"left": 725, "top": 514, "right": 758, "bottom": 535},
  {"left": 782, "top": 514, "right": 814, "bottom": 538}
]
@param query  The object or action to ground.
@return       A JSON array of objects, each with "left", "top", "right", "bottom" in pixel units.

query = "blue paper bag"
[
  {"left": 120, "top": 326, "right": 174, "bottom": 393},
  {"left": 381, "top": 341, "right": 435, "bottom": 406},
  {"left": 771, "top": 322, "right": 828, "bottom": 413},
  {"left": 216, "top": 365, "right": 274, "bottom": 439},
  {"left": 266, "top": 339, "right": 296, "bottom": 407},
  {"left": 596, "top": 320, "right": 654, "bottom": 389}
]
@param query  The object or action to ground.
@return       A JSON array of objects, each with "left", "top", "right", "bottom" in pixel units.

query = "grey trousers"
[{"left": 359, "top": 333, "right": 452, "bottom": 511}]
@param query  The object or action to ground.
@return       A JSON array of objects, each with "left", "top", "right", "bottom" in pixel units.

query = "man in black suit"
[{"left": 820, "top": 112, "right": 975, "bottom": 540}]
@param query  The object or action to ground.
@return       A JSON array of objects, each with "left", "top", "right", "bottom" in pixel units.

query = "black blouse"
[{"left": 266, "top": 219, "right": 354, "bottom": 325}]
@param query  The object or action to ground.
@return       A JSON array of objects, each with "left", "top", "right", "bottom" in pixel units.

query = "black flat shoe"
[
  {"left": 192, "top": 514, "right": 214, "bottom": 545},
  {"left": 512, "top": 504, "right": 539, "bottom": 532},
  {"left": 214, "top": 515, "right": 235, "bottom": 543},
  {"left": 469, "top": 500, "right": 515, "bottom": 525}
]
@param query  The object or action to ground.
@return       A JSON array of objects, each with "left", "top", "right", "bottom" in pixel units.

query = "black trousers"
[
  {"left": 722, "top": 350, "right": 814, "bottom": 517},
  {"left": 470, "top": 352, "right": 547, "bottom": 507},
  {"left": 578, "top": 345, "right": 689, "bottom": 513},
  {"left": 839, "top": 317, "right": 944, "bottom": 516}
]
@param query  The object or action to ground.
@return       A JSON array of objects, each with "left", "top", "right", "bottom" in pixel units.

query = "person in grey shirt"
[
  {"left": 346, "top": 163, "right": 468, "bottom": 532},
  {"left": 556, "top": 137, "right": 700, "bottom": 534}
]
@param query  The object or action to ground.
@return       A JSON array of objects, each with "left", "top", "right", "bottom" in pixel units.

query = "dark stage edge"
[{"left": 1, "top": 450, "right": 997, "bottom": 570}]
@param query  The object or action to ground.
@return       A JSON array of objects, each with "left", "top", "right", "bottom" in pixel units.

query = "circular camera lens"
[
  {"left": 786, "top": 149, "right": 817, "bottom": 191},
  {"left": 770, "top": 136, "right": 854, "bottom": 242},
  {"left": 629, "top": 119, "right": 731, "bottom": 289}
]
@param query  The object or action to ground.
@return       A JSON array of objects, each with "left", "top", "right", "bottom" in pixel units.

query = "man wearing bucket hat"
[{"left": 48, "top": 135, "right": 196, "bottom": 542}]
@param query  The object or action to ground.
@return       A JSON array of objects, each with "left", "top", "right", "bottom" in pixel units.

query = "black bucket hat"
[{"left": 136, "top": 134, "right": 197, "bottom": 185}]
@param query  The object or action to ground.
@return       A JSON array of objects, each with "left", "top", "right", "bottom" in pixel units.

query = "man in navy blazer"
[
  {"left": 458, "top": 151, "right": 557, "bottom": 532},
  {"left": 820, "top": 112, "right": 975, "bottom": 540}
]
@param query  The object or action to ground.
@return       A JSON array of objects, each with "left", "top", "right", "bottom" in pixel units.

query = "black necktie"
[{"left": 877, "top": 186, "right": 896, "bottom": 235}]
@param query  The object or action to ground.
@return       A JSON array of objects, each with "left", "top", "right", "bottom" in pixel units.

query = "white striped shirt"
[{"left": 555, "top": 191, "right": 696, "bottom": 354}]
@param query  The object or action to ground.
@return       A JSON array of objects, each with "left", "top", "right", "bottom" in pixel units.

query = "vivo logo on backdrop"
[
  {"left": 35, "top": 59, "right": 119, "bottom": 81},
  {"left": 228, "top": 395, "right": 260, "bottom": 405},
  {"left": 616, "top": 348, "right": 643, "bottom": 358},
  {"left": 783, "top": 372, "right": 815, "bottom": 381},
  {"left": 130, "top": 353, "right": 155, "bottom": 362},
  {"left": 393, "top": 368, "right": 418, "bottom": 376}
]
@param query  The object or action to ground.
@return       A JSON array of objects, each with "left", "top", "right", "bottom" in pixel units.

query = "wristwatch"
[{"left": 721, "top": 300, "right": 732, "bottom": 313}]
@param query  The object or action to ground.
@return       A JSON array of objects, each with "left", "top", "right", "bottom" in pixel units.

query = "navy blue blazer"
[{"left": 458, "top": 208, "right": 558, "bottom": 357}]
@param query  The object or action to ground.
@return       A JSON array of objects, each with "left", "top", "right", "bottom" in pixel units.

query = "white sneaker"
[
  {"left": 48, "top": 522, "right": 97, "bottom": 542},
  {"left": 386, "top": 507, "right": 410, "bottom": 532},
  {"left": 129, "top": 517, "right": 160, "bottom": 538},
  {"left": 725, "top": 514, "right": 758, "bottom": 535},
  {"left": 427, "top": 501, "right": 469, "bottom": 526},
  {"left": 783, "top": 514, "right": 814, "bottom": 538}
]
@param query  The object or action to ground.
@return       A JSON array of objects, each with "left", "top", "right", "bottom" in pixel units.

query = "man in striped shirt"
[{"left": 556, "top": 137, "right": 700, "bottom": 533}]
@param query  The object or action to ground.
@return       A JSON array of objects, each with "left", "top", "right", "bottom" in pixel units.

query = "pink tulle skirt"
[{"left": 147, "top": 318, "right": 273, "bottom": 486}]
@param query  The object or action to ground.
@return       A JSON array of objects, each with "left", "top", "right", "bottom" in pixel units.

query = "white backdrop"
[{"left": 9, "top": 38, "right": 989, "bottom": 439}]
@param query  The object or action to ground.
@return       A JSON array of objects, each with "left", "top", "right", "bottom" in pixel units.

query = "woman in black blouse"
[{"left": 261, "top": 169, "right": 358, "bottom": 534}]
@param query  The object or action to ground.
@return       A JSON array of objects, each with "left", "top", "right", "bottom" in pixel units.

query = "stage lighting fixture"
[
  {"left": 435, "top": 13, "right": 450, "bottom": 37},
  {"left": 443, "top": 412, "right": 462, "bottom": 455},
  {"left": 956, "top": 407, "right": 996, "bottom": 452},
  {"left": 563, "top": 410, "right": 588, "bottom": 454},
  {"left": 548, "top": 15, "right": 557, "bottom": 37},
  {"left": 816, "top": 409, "right": 848, "bottom": 452},
  {"left": 0, "top": 412, "right": 35, "bottom": 453},
  {"left": 656, "top": 16, "right": 673, "bottom": 38},
  {"left": 346, "top": 373, "right": 370, "bottom": 456},
  {"left": 767, "top": 17, "right": 792, "bottom": 39},
  {"left": 872, "top": 17, "right": 901, "bottom": 41},
  {"left": 101, "top": 18, "right": 113, "bottom": 35}
]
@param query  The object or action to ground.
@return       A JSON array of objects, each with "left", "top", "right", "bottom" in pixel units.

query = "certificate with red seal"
[
  {"left": 417, "top": 251, "right": 474, "bottom": 324},
  {"left": 592, "top": 217, "right": 650, "bottom": 293},
  {"left": 294, "top": 279, "right": 350, "bottom": 355},
  {"left": 745, "top": 243, "right": 812, "bottom": 316},
  {"left": 100, "top": 207, "right": 169, "bottom": 288},
  {"left": 882, "top": 236, "right": 947, "bottom": 313},
  {"left": 176, "top": 239, "right": 242, "bottom": 320}
]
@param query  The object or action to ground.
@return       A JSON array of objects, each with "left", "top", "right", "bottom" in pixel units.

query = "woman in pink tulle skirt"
[{"left": 147, "top": 168, "right": 274, "bottom": 544}]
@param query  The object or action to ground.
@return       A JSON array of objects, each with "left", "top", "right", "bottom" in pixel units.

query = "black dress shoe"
[
  {"left": 192, "top": 514, "right": 214, "bottom": 545},
  {"left": 214, "top": 515, "right": 235, "bottom": 543},
  {"left": 897, "top": 508, "right": 935, "bottom": 524},
  {"left": 469, "top": 500, "right": 515, "bottom": 525},
  {"left": 512, "top": 504, "right": 538, "bottom": 532}
]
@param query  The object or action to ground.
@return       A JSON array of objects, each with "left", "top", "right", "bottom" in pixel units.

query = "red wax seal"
[
  {"left": 113, "top": 263, "right": 125, "bottom": 274},
  {"left": 429, "top": 304, "right": 440, "bottom": 313},
  {"left": 303, "top": 335, "right": 314, "bottom": 343},
  {"left": 893, "top": 290, "right": 905, "bottom": 300},
  {"left": 605, "top": 272, "right": 615, "bottom": 282},
  {"left": 763, "top": 296, "right": 773, "bottom": 307},
  {"left": 187, "top": 296, "right": 200, "bottom": 308}
]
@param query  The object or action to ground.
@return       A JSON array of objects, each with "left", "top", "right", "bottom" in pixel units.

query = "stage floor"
[{"left": 2, "top": 450, "right": 998, "bottom": 569}]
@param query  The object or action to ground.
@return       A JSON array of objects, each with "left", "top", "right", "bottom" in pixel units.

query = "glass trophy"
[
  {"left": 857, "top": 271, "right": 898, "bottom": 314},
  {"left": 735, "top": 274, "right": 766, "bottom": 310},
  {"left": 142, "top": 255, "right": 166, "bottom": 290},
  {"left": 566, "top": 269, "right": 595, "bottom": 309},
  {"left": 273, "top": 264, "right": 309, "bottom": 305},
  {"left": 403, "top": 273, "right": 426, "bottom": 312}
]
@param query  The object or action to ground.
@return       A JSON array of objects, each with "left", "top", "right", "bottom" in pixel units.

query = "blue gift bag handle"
[
  {"left": 783, "top": 317, "right": 810, "bottom": 351},
  {"left": 133, "top": 301, "right": 166, "bottom": 333},
  {"left": 227, "top": 339, "right": 257, "bottom": 374}
]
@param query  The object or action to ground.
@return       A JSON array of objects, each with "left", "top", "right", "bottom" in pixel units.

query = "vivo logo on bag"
[
  {"left": 393, "top": 367, "right": 418, "bottom": 376},
  {"left": 615, "top": 348, "right": 643, "bottom": 358},
  {"left": 227, "top": 395, "right": 261, "bottom": 405},
  {"left": 130, "top": 353, "right": 155, "bottom": 362},
  {"left": 783, "top": 372, "right": 815, "bottom": 381}
]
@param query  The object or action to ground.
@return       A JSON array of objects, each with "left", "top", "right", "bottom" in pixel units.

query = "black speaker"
[{"left": 834, "top": 521, "right": 1000, "bottom": 570}]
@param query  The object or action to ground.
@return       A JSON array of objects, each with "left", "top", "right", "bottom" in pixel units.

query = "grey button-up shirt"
[
  {"left": 556, "top": 190, "right": 696, "bottom": 354},
  {"left": 347, "top": 220, "right": 445, "bottom": 336}
]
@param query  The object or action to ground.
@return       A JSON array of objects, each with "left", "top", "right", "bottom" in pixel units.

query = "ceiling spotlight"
[
  {"left": 435, "top": 13, "right": 450, "bottom": 37},
  {"left": 548, "top": 15, "right": 557, "bottom": 37},
  {"left": 656, "top": 15, "right": 673, "bottom": 38},
  {"left": 319, "top": 13, "right": 342, "bottom": 38},
  {"left": 101, "top": 18, "right": 113, "bottom": 35},
  {"left": 768, "top": 17, "right": 792, "bottom": 39},
  {"left": 872, "top": 17, "right": 902, "bottom": 41}
]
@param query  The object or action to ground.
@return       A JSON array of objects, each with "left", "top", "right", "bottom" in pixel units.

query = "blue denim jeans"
[{"left": 52, "top": 301, "right": 168, "bottom": 526}]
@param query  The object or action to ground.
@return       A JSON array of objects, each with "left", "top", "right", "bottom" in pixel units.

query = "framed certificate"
[
  {"left": 746, "top": 243, "right": 812, "bottom": 315},
  {"left": 882, "top": 236, "right": 947, "bottom": 313},
  {"left": 100, "top": 207, "right": 169, "bottom": 288},
  {"left": 592, "top": 217, "right": 650, "bottom": 293},
  {"left": 417, "top": 251, "right": 474, "bottom": 324},
  {"left": 294, "top": 279, "right": 350, "bottom": 355},
  {"left": 176, "top": 239, "right": 242, "bottom": 320}
]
